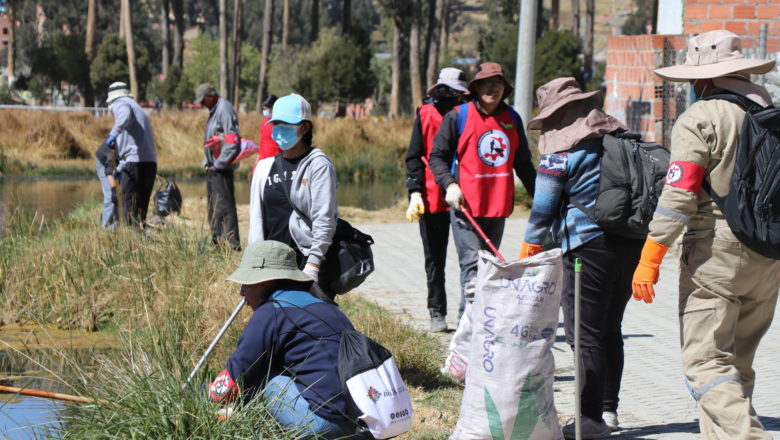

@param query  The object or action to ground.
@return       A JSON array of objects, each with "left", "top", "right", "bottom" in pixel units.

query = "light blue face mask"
[
  {"left": 262, "top": 109, "right": 271, "bottom": 117},
  {"left": 272, "top": 123, "right": 301, "bottom": 150}
]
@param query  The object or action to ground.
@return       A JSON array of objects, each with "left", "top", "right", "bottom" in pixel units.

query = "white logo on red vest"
[
  {"left": 477, "top": 130, "right": 510, "bottom": 167},
  {"left": 666, "top": 162, "right": 683, "bottom": 184}
]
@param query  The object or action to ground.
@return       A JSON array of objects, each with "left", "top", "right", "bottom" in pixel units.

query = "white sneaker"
[
  {"left": 602, "top": 411, "right": 619, "bottom": 431},
  {"left": 562, "top": 416, "right": 612, "bottom": 439}
]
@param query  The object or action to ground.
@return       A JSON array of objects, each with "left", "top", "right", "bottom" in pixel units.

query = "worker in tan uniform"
[{"left": 631, "top": 30, "right": 780, "bottom": 439}]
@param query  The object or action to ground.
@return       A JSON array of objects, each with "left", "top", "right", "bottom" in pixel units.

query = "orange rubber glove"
[
  {"left": 631, "top": 238, "right": 669, "bottom": 304},
  {"left": 519, "top": 242, "right": 544, "bottom": 259}
]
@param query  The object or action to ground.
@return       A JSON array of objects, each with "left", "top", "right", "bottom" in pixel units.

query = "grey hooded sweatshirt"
[{"left": 248, "top": 147, "right": 338, "bottom": 266}]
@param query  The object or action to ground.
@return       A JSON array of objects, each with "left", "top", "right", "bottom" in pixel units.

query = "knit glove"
[
  {"left": 303, "top": 263, "right": 319, "bottom": 283},
  {"left": 445, "top": 183, "right": 464, "bottom": 210},
  {"left": 406, "top": 192, "right": 425, "bottom": 222},
  {"left": 519, "top": 242, "right": 544, "bottom": 259},
  {"left": 632, "top": 238, "right": 669, "bottom": 304}
]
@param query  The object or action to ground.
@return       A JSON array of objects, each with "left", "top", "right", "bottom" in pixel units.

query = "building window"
[{"left": 2, "top": 27, "right": 8, "bottom": 35}]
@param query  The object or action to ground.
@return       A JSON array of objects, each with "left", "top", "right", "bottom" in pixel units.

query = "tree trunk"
[
  {"left": 409, "top": 0, "right": 422, "bottom": 111},
  {"left": 6, "top": 0, "right": 15, "bottom": 84},
  {"left": 161, "top": 0, "right": 171, "bottom": 78},
  {"left": 119, "top": 0, "right": 126, "bottom": 38},
  {"left": 84, "top": 0, "right": 98, "bottom": 105},
  {"left": 584, "top": 0, "right": 594, "bottom": 80},
  {"left": 425, "top": 0, "right": 444, "bottom": 88},
  {"left": 219, "top": 0, "right": 228, "bottom": 98},
  {"left": 122, "top": 0, "right": 139, "bottom": 100},
  {"left": 550, "top": 0, "right": 559, "bottom": 29},
  {"left": 232, "top": 0, "right": 243, "bottom": 108},
  {"left": 389, "top": 19, "right": 401, "bottom": 118},
  {"left": 310, "top": 0, "right": 319, "bottom": 43},
  {"left": 342, "top": 0, "right": 351, "bottom": 35},
  {"left": 282, "top": 0, "right": 290, "bottom": 52},
  {"left": 172, "top": 0, "right": 184, "bottom": 68},
  {"left": 439, "top": 0, "right": 450, "bottom": 64},
  {"left": 571, "top": 0, "right": 579, "bottom": 39},
  {"left": 256, "top": 0, "right": 273, "bottom": 111}
]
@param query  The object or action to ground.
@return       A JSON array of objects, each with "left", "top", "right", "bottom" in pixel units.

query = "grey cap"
[
  {"left": 226, "top": 241, "right": 312, "bottom": 285},
  {"left": 194, "top": 83, "right": 217, "bottom": 104}
]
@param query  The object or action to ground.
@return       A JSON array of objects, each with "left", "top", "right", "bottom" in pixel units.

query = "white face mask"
[{"left": 263, "top": 109, "right": 271, "bottom": 117}]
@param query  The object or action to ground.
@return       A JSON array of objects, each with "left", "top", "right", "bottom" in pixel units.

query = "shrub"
[{"left": 534, "top": 29, "right": 584, "bottom": 92}]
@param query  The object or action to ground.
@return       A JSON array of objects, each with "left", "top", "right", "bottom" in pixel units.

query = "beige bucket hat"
[
  {"left": 528, "top": 77, "right": 601, "bottom": 130},
  {"left": 655, "top": 30, "right": 775, "bottom": 82},
  {"left": 226, "top": 241, "right": 312, "bottom": 285}
]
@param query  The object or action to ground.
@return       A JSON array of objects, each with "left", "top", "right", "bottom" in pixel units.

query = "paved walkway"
[{"left": 353, "top": 217, "right": 780, "bottom": 439}]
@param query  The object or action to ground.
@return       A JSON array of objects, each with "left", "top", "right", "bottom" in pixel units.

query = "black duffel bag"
[
  {"left": 154, "top": 177, "right": 183, "bottom": 217},
  {"left": 320, "top": 219, "right": 375, "bottom": 295}
]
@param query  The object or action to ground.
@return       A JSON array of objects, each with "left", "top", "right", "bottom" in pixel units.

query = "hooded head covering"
[{"left": 528, "top": 77, "right": 626, "bottom": 155}]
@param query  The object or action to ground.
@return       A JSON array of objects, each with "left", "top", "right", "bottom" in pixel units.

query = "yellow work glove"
[
  {"left": 632, "top": 238, "right": 669, "bottom": 304},
  {"left": 519, "top": 242, "right": 543, "bottom": 259},
  {"left": 406, "top": 192, "right": 425, "bottom": 222}
]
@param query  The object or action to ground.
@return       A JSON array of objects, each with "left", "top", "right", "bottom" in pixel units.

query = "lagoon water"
[{"left": 0, "top": 176, "right": 403, "bottom": 228}]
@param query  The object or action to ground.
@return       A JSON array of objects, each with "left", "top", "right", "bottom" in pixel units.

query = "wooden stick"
[{"left": 0, "top": 385, "right": 98, "bottom": 404}]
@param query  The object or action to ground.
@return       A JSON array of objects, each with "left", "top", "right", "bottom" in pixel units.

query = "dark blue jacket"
[{"left": 226, "top": 285, "right": 354, "bottom": 422}]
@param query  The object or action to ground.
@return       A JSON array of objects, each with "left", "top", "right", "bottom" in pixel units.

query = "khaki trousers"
[{"left": 678, "top": 221, "right": 780, "bottom": 440}]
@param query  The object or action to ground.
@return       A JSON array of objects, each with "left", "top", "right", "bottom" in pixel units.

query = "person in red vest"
[
  {"left": 255, "top": 94, "right": 281, "bottom": 165},
  {"left": 405, "top": 67, "right": 468, "bottom": 332},
  {"left": 429, "top": 62, "right": 536, "bottom": 318}
]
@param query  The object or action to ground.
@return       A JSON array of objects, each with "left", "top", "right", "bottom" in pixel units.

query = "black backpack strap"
[{"left": 703, "top": 92, "right": 762, "bottom": 113}]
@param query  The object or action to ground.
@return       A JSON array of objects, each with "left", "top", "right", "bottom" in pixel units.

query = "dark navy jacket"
[{"left": 226, "top": 286, "right": 354, "bottom": 422}]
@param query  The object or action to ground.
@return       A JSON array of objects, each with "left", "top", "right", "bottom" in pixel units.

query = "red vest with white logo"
[
  {"left": 455, "top": 102, "right": 519, "bottom": 217},
  {"left": 418, "top": 104, "right": 449, "bottom": 213}
]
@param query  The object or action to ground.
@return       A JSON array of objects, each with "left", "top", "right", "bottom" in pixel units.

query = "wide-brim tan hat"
[
  {"left": 655, "top": 30, "right": 775, "bottom": 82},
  {"left": 528, "top": 77, "right": 601, "bottom": 130},
  {"left": 467, "top": 62, "right": 514, "bottom": 101},
  {"left": 226, "top": 241, "right": 312, "bottom": 285}
]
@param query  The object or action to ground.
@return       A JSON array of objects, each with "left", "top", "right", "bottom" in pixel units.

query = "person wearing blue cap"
[{"left": 248, "top": 93, "right": 340, "bottom": 298}]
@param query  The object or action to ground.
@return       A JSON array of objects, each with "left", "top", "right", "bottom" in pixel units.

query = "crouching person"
[{"left": 208, "top": 240, "right": 356, "bottom": 438}]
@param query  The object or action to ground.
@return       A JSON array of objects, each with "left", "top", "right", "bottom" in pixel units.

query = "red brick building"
[
  {"left": 1, "top": 13, "right": 10, "bottom": 51},
  {"left": 604, "top": 0, "right": 779, "bottom": 145}
]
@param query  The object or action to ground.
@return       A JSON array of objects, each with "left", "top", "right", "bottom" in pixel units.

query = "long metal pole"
[
  {"left": 514, "top": 0, "right": 538, "bottom": 127},
  {"left": 758, "top": 24, "right": 768, "bottom": 88},
  {"left": 574, "top": 258, "right": 583, "bottom": 440},
  {"left": 459, "top": 205, "right": 506, "bottom": 262},
  {"left": 183, "top": 298, "right": 246, "bottom": 390}
]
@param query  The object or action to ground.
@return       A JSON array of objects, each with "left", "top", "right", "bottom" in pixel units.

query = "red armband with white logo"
[
  {"left": 224, "top": 133, "right": 240, "bottom": 146},
  {"left": 665, "top": 161, "right": 706, "bottom": 194},
  {"left": 208, "top": 369, "right": 239, "bottom": 404}
]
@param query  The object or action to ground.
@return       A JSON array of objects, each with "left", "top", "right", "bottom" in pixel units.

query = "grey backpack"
[{"left": 571, "top": 133, "right": 670, "bottom": 240}]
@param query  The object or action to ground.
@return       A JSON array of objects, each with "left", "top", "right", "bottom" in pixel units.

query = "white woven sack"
[
  {"left": 451, "top": 249, "right": 564, "bottom": 440},
  {"left": 441, "top": 300, "right": 472, "bottom": 382},
  {"left": 345, "top": 356, "right": 413, "bottom": 439}
]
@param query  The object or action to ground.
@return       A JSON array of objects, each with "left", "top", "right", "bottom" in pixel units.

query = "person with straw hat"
[
  {"left": 428, "top": 62, "right": 536, "bottom": 319},
  {"left": 208, "top": 240, "right": 355, "bottom": 437},
  {"left": 520, "top": 77, "right": 636, "bottom": 438},
  {"left": 405, "top": 67, "right": 468, "bottom": 332},
  {"left": 631, "top": 30, "right": 779, "bottom": 439},
  {"left": 97, "top": 81, "right": 158, "bottom": 227}
]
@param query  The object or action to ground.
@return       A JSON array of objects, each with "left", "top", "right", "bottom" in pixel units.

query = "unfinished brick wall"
[
  {"left": 604, "top": 35, "right": 686, "bottom": 144},
  {"left": 684, "top": 0, "right": 780, "bottom": 53}
]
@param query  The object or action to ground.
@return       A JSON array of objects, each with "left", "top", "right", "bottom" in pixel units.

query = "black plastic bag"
[{"left": 154, "top": 177, "right": 182, "bottom": 217}]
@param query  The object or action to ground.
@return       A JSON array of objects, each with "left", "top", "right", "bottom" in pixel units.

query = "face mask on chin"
[
  {"left": 272, "top": 123, "right": 302, "bottom": 150},
  {"left": 262, "top": 109, "right": 271, "bottom": 117}
]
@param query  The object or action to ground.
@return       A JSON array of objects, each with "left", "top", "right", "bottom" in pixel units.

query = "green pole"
[{"left": 574, "top": 258, "right": 582, "bottom": 440}]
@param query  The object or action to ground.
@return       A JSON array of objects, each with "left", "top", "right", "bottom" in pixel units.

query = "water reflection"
[
  {"left": 0, "top": 327, "right": 117, "bottom": 439},
  {"left": 0, "top": 176, "right": 403, "bottom": 227}
]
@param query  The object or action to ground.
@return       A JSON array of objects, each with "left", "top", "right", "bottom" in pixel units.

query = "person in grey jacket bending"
[
  {"left": 195, "top": 83, "right": 241, "bottom": 251},
  {"left": 98, "top": 81, "right": 157, "bottom": 227},
  {"left": 248, "top": 94, "right": 339, "bottom": 298}
]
